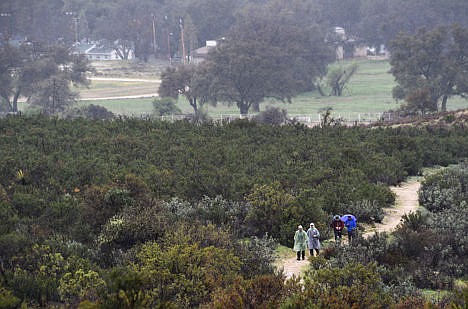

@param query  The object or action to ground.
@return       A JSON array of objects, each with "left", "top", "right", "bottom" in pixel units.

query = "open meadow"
[{"left": 78, "top": 59, "right": 468, "bottom": 120}]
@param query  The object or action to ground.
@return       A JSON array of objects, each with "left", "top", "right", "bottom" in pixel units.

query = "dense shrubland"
[
  {"left": 315, "top": 163, "right": 467, "bottom": 307},
  {"left": 0, "top": 115, "right": 466, "bottom": 307}
]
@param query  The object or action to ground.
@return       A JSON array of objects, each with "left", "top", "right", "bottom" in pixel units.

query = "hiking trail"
[{"left": 277, "top": 176, "right": 421, "bottom": 279}]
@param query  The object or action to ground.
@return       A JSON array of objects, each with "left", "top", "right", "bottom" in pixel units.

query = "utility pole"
[
  {"left": 179, "top": 18, "right": 186, "bottom": 64},
  {"left": 165, "top": 15, "right": 172, "bottom": 64},
  {"left": 0, "top": 12, "right": 12, "bottom": 40},
  {"left": 65, "top": 11, "right": 79, "bottom": 43},
  {"left": 152, "top": 14, "right": 157, "bottom": 56},
  {"left": 167, "top": 32, "right": 173, "bottom": 64}
]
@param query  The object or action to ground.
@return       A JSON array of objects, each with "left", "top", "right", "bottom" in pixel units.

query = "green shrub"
[
  {"left": 0, "top": 201, "right": 18, "bottom": 235},
  {"left": 419, "top": 164, "right": 468, "bottom": 212},
  {"left": 0, "top": 286, "right": 21, "bottom": 309},
  {"left": 283, "top": 263, "right": 394, "bottom": 308},
  {"left": 253, "top": 106, "right": 289, "bottom": 125},
  {"left": 152, "top": 97, "right": 181, "bottom": 116}
]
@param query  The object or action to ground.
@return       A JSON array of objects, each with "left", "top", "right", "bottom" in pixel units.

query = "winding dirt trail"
[
  {"left": 363, "top": 176, "right": 421, "bottom": 237},
  {"left": 278, "top": 177, "right": 421, "bottom": 279}
]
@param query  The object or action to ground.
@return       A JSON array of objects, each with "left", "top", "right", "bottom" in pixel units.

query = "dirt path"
[
  {"left": 277, "top": 255, "right": 311, "bottom": 280},
  {"left": 89, "top": 77, "right": 161, "bottom": 83},
  {"left": 79, "top": 77, "right": 160, "bottom": 101},
  {"left": 81, "top": 93, "right": 159, "bottom": 101},
  {"left": 363, "top": 176, "right": 421, "bottom": 237},
  {"left": 278, "top": 177, "right": 421, "bottom": 279}
]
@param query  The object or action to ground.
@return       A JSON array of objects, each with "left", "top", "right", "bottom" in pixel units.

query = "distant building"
[
  {"left": 331, "top": 27, "right": 372, "bottom": 60},
  {"left": 192, "top": 39, "right": 222, "bottom": 63},
  {"left": 71, "top": 40, "right": 135, "bottom": 61}
]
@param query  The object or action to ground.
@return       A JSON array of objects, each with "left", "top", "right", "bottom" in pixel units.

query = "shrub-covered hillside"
[{"left": 0, "top": 116, "right": 466, "bottom": 307}]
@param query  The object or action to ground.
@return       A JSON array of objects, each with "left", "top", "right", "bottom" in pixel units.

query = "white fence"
[{"left": 152, "top": 112, "right": 398, "bottom": 126}]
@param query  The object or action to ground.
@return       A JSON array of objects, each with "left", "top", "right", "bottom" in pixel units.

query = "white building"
[{"left": 72, "top": 41, "right": 135, "bottom": 61}]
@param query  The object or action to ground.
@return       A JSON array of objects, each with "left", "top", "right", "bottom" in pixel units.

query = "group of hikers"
[{"left": 293, "top": 214, "right": 357, "bottom": 261}]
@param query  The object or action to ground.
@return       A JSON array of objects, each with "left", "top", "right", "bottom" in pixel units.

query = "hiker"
[
  {"left": 330, "top": 215, "right": 344, "bottom": 242},
  {"left": 307, "top": 223, "right": 320, "bottom": 256},
  {"left": 344, "top": 215, "right": 357, "bottom": 243},
  {"left": 293, "top": 225, "right": 308, "bottom": 261}
]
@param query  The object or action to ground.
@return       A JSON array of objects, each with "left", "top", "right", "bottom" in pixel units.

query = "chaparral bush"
[{"left": 0, "top": 115, "right": 466, "bottom": 306}]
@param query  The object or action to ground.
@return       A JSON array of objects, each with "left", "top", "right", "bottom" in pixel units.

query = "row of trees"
[
  {"left": 158, "top": 23, "right": 468, "bottom": 116},
  {"left": 1, "top": 0, "right": 466, "bottom": 115},
  {"left": 158, "top": 4, "right": 334, "bottom": 115},
  {"left": 1, "top": 0, "right": 467, "bottom": 60}
]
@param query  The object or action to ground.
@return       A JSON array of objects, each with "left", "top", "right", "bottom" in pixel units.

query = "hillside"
[
  {"left": 378, "top": 109, "right": 468, "bottom": 128},
  {"left": 0, "top": 116, "right": 466, "bottom": 307}
]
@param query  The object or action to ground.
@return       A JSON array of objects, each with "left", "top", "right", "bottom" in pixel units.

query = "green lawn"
[
  {"left": 78, "top": 98, "right": 156, "bottom": 117},
  {"left": 78, "top": 59, "right": 468, "bottom": 119}
]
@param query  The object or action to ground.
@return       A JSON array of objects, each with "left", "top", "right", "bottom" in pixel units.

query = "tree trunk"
[
  {"left": 316, "top": 84, "right": 326, "bottom": 96},
  {"left": 238, "top": 102, "right": 250, "bottom": 116},
  {"left": 190, "top": 97, "right": 198, "bottom": 114},
  {"left": 0, "top": 94, "right": 12, "bottom": 112},
  {"left": 12, "top": 89, "right": 21, "bottom": 113},
  {"left": 441, "top": 95, "right": 448, "bottom": 112}
]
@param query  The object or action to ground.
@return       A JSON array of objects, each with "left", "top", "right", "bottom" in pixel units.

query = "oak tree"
[{"left": 390, "top": 25, "right": 468, "bottom": 112}]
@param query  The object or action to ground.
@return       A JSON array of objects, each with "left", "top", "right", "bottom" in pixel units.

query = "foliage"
[
  {"left": 208, "top": 274, "right": 293, "bottom": 309},
  {"left": 206, "top": 4, "right": 333, "bottom": 114},
  {"left": 152, "top": 97, "right": 181, "bottom": 117},
  {"left": 0, "top": 43, "right": 93, "bottom": 114},
  {"left": 390, "top": 25, "right": 468, "bottom": 112},
  {"left": 253, "top": 106, "right": 290, "bottom": 126},
  {"left": 327, "top": 62, "right": 359, "bottom": 96},
  {"left": 58, "top": 269, "right": 106, "bottom": 304},
  {"left": 65, "top": 104, "right": 115, "bottom": 120},
  {"left": 283, "top": 263, "right": 394, "bottom": 308},
  {"left": 158, "top": 65, "right": 213, "bottom": 116},
  {"left": 235, "top": 235, "right": 278, "bottom": 278},
  {"left": 127, "top": 241, "right": 241, "bottom": 308},
  {"left": 245, "top": 182, "right": 295, "bottom": 240},
  {"left": 419, "top": 163, "right": 468, "bottom": 212},
  {"left": 0, "top": 116, "right": 466, "bottom": 306},
  {"left": 399, "top": 87, "right": 438, "bottom": 115},
  {"left": 2, "top": 0, "right": 468, "bottom": 62},
  {"left": 0, "top": 286, "right": 21, "bottom": 309},
  {"left": 97, "top": 200, "right": 170, "bottom": 252},
  {"left": 324, "top": 164, "right": 468, "bottom": 294}
]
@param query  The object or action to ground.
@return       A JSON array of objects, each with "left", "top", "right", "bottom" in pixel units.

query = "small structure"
[
  {"left": 192, "top": 40, "right": 219, "bottom": 63},
  {"left": 71, "top": 40, "right": 135, "bottom": 61},
  {"left": 330, "top": 27, "right": 369, "bottom": 60}
]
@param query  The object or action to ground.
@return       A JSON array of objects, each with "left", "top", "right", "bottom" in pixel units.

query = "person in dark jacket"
[{"left": 330, "top": 215, "right": 344, "bottom": 242}]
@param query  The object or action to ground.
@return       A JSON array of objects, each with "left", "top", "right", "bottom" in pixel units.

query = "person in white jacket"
[
  {"left": 307, "top": 223, "right": 321, "bottom": 256},
  {"left": 294, "top": 225, "right": 308, "bottom": 260}
]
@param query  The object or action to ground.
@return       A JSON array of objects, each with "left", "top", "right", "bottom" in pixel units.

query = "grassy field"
[
  {"left": 78, "top": 59, "right": 467, "bottom": 119},
  {"left": 79, "top": 80, "right": 159, "bottom": 100}
]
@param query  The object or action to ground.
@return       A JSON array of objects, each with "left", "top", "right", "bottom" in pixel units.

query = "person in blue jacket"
[{"left": 344, "top": 215, "right": 357, "bottom": 243}]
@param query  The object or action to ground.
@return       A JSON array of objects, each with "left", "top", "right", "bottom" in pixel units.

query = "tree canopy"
[
  {"left": 204, "top": 1, "right": 334, "bottom": 115},
  {"left": 2, "top": 0, "right": 467, "bottom": 60},
  {"left": 158, "top": 63, "right": 213, "bottom": 116},
  {"left": 389, "top": 25, "right": 468, "bottom": 113},
  {"left": 0, "top": 42, "right": 93, "bottom": 114}
]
